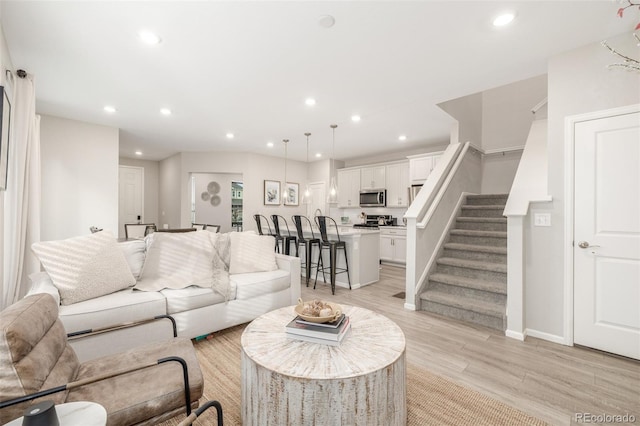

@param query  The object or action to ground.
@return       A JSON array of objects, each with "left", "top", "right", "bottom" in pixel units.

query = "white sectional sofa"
[{"left": 28, "top": 233, "right": 301, "bottom": 361}]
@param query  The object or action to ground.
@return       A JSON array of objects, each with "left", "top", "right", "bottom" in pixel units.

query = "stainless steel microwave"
[{"left": 359, "top": 189, "right": 386, "bottom": 207}]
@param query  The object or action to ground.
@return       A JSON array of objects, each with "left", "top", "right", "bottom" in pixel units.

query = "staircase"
[{"left": 420, "top": 194, "right": 508, "bottom": 330}]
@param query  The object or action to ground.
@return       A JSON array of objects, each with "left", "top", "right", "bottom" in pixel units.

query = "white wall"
[
  {"left": 481, "top": 151, "right": 523, "bottom": 194},
  {"left": 192, "top": 172, "right": 241, "bottom": 233},
  {"left": 40, "top": 115, "right": 119, "bottom": 240},
  {"left": 119, "top": 157, "right": 159, "bottom": 226},
  {"left": 158, "top": 151, "right": 310, "bottom": 233},
  {"left": 525, "top": 32, "right": 640, "bottom": 339}
]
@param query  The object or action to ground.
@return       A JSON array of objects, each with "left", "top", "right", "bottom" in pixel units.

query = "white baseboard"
[
  {"left": 505, "top": 329, "right": 526, "bottom": 341},
  {"left": 404, "top": 303, "right": 416, "bottom": 311},
  {"left": 525, "top": 328, "right": 567, "bottom": 345}
]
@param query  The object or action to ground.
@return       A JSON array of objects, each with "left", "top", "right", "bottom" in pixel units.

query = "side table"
[
  {"left": 241, "top": 304, "right": 406, "bottom": 425},
  {"left": 3, "top": 401, "right": 107, "bottom": 426}
]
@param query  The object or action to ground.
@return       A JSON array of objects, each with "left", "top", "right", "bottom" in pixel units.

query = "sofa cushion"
[
  {"left": 136, "top": 231, "right": 215, "bottom": 292},
  {"left": 118, "top": 239, "right": 146, "bottom": 279},
  {"left": 229, "top": 232, "right": 278, "bottom": 274},
  {"left": 31, "top": 231, "right": 136, "bottom": 305},
  {"left": 161, "top": 285, "right": 237, "bottom": 315},
  {"left": 232, "top": 269, "right": 290, "bottom": 300},
  {"left": 58, "top": 288, "right": 167, "bottom": 334}
]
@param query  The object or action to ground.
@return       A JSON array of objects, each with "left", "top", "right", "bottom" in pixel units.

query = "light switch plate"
[{"left": 534, "top": 213, "right": 551, "bottom": 227}]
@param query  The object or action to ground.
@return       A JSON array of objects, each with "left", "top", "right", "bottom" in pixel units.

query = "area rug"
[{"left": 159, "top": 325, "right": 546, "bottom": 426}]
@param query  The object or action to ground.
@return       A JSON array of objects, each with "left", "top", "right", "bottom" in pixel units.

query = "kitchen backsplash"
[{"left": 331, "top": 207, "right": 408, "bottom": 224}]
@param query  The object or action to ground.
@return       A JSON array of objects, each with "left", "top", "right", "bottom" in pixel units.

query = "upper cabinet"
[
  {"left": 360, "top": 166, "right": 385, "bottom": 189},
  {"left": 337, "top": 169, "right": 361, "bottom": 208},
  {"left": 386, "top": 162, "right": 410, "bottom": 207},
  {"left": 409, "top": 152, "right": 443, "bottom": 184}
]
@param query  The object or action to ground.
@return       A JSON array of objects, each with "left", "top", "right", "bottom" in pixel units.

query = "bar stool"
[
  {"left": 314, "top": 216, "right": 351, "bottom": 295},
  {"left": 271, "top": 215, "right": 297, "bottom": 256},
  {"left": 253, "top": 214, "right": 282, "bottom": 252},
  {"left": 292, "top": 215, "right": 323, "bottom": 287}
]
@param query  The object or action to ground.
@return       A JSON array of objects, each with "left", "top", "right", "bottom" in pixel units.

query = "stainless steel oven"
[{"left": 359, "top": 189, "right": 386, "bottom": 207}]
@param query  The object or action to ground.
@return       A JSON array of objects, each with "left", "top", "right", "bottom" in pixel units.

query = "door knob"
[{"left": 578, "top": 241, "right": 600, "bottom": 249}]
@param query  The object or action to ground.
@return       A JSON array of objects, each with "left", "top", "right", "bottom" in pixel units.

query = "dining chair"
[{"left": 124, "top": 223, "right": 156, "bottom": 239}]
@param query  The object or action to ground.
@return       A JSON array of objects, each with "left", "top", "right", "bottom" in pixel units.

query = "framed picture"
[
  {"left": 284, "top": 182, "right": 299, "bottom": 206},
  {"left": 264, "top": 180, "right": 281, "bottom": 205},
  {"left": 0, "top": 86, "right": 10, "bottom": 191}
]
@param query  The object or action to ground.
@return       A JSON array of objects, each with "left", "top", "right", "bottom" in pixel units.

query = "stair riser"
[
  {"left": 460, "top": 208, "right": 505, "bottom": 218},
  {"left": 421, "top": 300, "right": 505, "bottom": 331},
  {"left": 443, "top": 248, "right": 507, "bottom": 264},
  {"left": 436, "top": 264, "right": 507, "bottom": 283},
  {"left": 455, "top": 221, "right": 507, "bottom": 232},
  {"left": 428, "top": 281, "right": 507, "bottom": 303},
  {"left": 449, "top": 234, "right": 507, "bottom": 247},
  {"left": 464, "top": 196, "right": 508, "bottom": 206}
]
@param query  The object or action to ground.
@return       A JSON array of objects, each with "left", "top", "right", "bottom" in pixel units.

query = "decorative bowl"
[{"left": 295, "top": 298, "right": 342, "bottom": 324}]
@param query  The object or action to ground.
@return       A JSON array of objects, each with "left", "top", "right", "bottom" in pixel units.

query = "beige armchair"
[{"left": 0, "top": 294, "right": 205, "bottom": 426}]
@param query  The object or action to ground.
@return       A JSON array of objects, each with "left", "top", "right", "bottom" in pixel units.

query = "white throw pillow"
[
  {"left": 229, "top": 232, "right": 278, "bottom": 274},
  {"left": 118, "top": 239, "right": 146, "bottom": 279},
  {"left": 135, "top": 231, "right": 215, "bottom": 292},
  {"left": 31, "top": 231, "right": 136, "bottom": 305}
]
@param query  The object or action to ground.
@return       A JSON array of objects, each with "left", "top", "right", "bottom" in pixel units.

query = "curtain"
[{"left": 1, "top": 73, "right": 41, "bottom": 310}]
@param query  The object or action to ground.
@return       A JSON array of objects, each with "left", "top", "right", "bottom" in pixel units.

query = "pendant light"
[
  {"left": 327, "top": 124, "right": 339, "bottom": 204},
  {"left": 302, "top": 133, "right": 312, "bottom": 205},
  {"left": 282, "top": 139, "right": 289, "bottom": 204}
]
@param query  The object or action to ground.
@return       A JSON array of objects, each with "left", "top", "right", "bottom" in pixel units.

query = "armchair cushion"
[
  {"left": 68, "top": 337, "right": 203, "bottom": 426},
  {"left": 31, "top": 231, "right": 136, "bottom": 305}
]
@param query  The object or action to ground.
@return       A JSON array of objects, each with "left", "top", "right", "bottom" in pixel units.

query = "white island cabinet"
[
  {"left": 379, "top": 227, "right": 407, "bottom": 264},
  {"left": 299, "top": 227, "right": 380, "bottom": 289}
]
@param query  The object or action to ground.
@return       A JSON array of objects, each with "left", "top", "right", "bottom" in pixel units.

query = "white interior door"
[
  {"left": 574, "top": 110, "right": 640, "bottom": 360},
  {"left": 307, "top": 182, "right": 326, "bottom": 219},
  {"left": 118, "top": 166, "right": 144, "bottom": 239}
]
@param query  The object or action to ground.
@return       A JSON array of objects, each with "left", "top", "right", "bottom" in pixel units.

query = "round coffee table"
[{"left": 241, "top": 304, "right": 406, "bottom": 425}]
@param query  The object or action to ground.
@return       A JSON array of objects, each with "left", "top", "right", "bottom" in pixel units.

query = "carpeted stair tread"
[
  {"left": 457, "top": 217, "right": 507, "bottom": 223},
  {"left": 443, "top": 242, "right": 507, "bottom": 255},
  {"left": 437, "top": 257, "right": 507, "bottom": 273},
  {"left": 449, "top": 229, "right": 507, "bottom": 239},
  {"left": 466, "top": 194, "right": 508, "bottom": 200},
  {"left": 420, "top": 289, "right": 505, "bottom": 318},
  {"left": 429, "top": 273, "right": 506, "bottom": 294},
  {"left": 461, "top": 205, "right": 507, "bottom": 210}
]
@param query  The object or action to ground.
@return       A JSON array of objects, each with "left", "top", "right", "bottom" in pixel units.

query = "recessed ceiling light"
[
  {"left": 318, "top": 15, "right": 335, "bottom": 29},
  {"left": 160, "top": 108, "right": 171, "bottom": 116},
  {"left": 398, "top": 135, "right": 407, "bottom": 141},
  {"left": 351, "top": 115, "right": 361, "bottom": 122},
  {"left": 135, "top": 151, "right": 143, "bottom": 156},
  {"left": 226, "top": 133, "right": 235, "bottom": 139},
  {"left": 492, "top": 12, "right": 515, "bottom": 27},
  {"left": 305, "top": 98, "right": 316, "bottom": 106},
  {"left": 103, "top": 106, "right": 116, "bottom": 113},
  {"left": 139, "top": 30, "right": 162, "bottom": 45},
  {"left": 267, "top": 142, "right": 274, "bottom": 148},
  {"left": 315, "top": 153, "right": 322, "bottom": 158}
]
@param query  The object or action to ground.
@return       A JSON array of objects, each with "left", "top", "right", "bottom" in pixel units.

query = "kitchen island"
[{"left": 298, "top": 227, "right": 380, "bottom": 290}]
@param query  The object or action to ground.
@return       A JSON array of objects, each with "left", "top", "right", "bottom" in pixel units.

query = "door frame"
[{"left": 563, "top": 103, "right": 640, "bottom": 346}]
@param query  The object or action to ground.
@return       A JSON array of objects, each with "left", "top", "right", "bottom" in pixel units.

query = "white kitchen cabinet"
[
  {"left": 337, "top": 169, "right": 361, "bottom": 208},
  {"left": 379, "top": 227, "right": 407, "bottom": 264},
  {"left": 360, "top": 166, "right": 385, "bottom": 189},
  {"left": 409, "top": 152, "right": 442, "bottom": 184},
  {"left": 385, "top": 162, "right": 410, "bottom": 207}
]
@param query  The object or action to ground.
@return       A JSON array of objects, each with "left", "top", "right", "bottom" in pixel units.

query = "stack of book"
[{"left": 285, "top": 313, "right": 351, "bottom": 346}]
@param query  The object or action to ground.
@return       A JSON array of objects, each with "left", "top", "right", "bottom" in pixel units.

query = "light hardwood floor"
[{"left": 301, "top": 265, "right": 639, "bottom": 426}]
